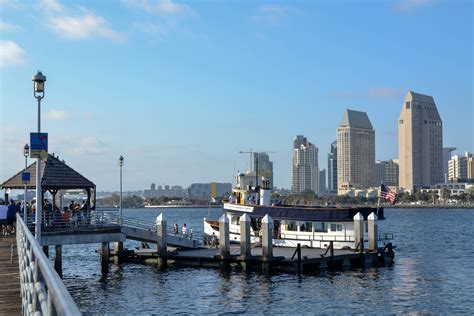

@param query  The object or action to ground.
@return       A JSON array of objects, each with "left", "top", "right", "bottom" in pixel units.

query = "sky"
[{"left": 0, "top": 0, "right": 472, "bottom": 191}]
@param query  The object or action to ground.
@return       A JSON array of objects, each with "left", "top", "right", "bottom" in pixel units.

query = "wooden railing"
[{"left": 16, "top": 215, "right": 81, "bottom": 316}]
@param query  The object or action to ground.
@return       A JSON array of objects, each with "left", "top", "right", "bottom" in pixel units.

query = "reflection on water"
[{"left": 60, "top": 208, "right": 474, "bottom": 314}]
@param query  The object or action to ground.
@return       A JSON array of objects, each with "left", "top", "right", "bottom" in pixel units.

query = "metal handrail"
[
  {"left": 16, "top": 215, "right": 81, "bottom": 315},
  {"left": 121, "top": 215, "right": 208, "bottom": 245}
]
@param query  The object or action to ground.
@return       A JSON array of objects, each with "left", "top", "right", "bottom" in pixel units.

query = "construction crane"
[
  {"left": 239, "top": 148, "right": 254, "bottom": 173},
  {"left": 239, "top": 149, "right": 275, "bottom": 189}
]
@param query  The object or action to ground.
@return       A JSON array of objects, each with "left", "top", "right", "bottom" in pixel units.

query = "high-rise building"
[
  {"left": 327, "top": 141, "right": 337, "bottom": 194},
  {"left": 448, "top": 152, "right": 473, "bottom": 181},
  {"left": 293, "top": 135, "right": 308, "bottom": 149},
  {"left": 337, "top": 109, "right": 375, "bottom": 193},
  {"left": 468, "top": 156, "right": 474, "bottom": 180},
  {"left": 253, "top": 152, "right": 274, "bottom": 188},
  {"left": 319, "top": 169, "right": 326, "bottom": 195},
  {"left": 375, "top": 160, "right": 399, "bottom": 187},
  {"left": 398, "top": 91, "right": 443, "bottom": 191},
  {"left": 443, "top": 147, "right": 456, "bottom": 180},
  {"left": 291, "top": 136, "right": 319, "bottom": 193},
  {"left": 386, "top": 159, "right": 399, "bottom": 187}
]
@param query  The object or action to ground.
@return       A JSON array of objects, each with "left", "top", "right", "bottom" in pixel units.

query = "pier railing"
[
  {"left": 24, "top": 209, "right": 121, "bottom": 232},
  {"left": 121, "top": 215, "right": 208, "bottom": 246},
  {"left": 16, "top": 215, "right": 81, "bottom": 316}
]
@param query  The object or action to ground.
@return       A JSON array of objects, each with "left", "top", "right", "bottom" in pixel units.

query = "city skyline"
[{"left": 1, "top": 0, "right": 472, "bottom": 190}]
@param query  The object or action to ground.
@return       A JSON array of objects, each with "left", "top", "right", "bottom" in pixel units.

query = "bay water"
[{"left": 61, "top": 208, "right": 474, "bottom": 314}]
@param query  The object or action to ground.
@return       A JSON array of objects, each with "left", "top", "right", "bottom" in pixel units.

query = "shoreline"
[{"left": 99, "top": 204, "right": 474, "bottom": 210}]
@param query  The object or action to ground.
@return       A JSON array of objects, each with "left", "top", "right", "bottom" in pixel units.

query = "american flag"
[{"left": 380, "top": 183, "right": 396, "bottom": 204}]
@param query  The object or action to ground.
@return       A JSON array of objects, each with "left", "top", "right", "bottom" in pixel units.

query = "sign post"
[{"left": 30, "top": 133, "right": 48, "bottom": 159}]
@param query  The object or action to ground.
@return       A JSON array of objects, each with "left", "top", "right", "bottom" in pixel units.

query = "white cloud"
[
  {"left": 44, "top": 109, "right": 74, "bottom": 121},
  {"left": 0, "top": 21, "right": 23, "bottom": 32},
  {"left": 396, "top": 0, "right": 435, "bottom": 12},
  {"left": 252, "top": 4, "right": 301, "bottom": 25},
  {"left": 46, "top": 13, "right": 126, "bottom": 42},
  {"left": 123, "top": 0, "right": 194, "bottom": 16},
  {"left": 0, "top": 40, "right": 26, "bottom": 68},
  {"left": 39, "top": 0, "right": 65, "bottom": 13}
]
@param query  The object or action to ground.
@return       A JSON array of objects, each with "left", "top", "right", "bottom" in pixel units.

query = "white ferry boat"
[{"left": 204, "top": 179, "right": 395, "bottom": 250}]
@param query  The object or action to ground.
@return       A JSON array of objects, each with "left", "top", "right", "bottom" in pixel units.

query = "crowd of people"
[{"left": 0, "top": 198, "right": 92, "bottom": 233}]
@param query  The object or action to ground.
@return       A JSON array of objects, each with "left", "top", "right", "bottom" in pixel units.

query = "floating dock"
[
  {"left": 110, "top": 212, "right": 394, "bottom": 273},
  {"left": 119, "top": 243, "right": 394, "bottom": 273}
]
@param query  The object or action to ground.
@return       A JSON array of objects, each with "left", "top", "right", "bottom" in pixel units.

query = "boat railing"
[
  {"left": 16, "top": 215, "right": 81, "bottom": 315},
  {"left": 280, "top": 233, "right": 395, "bottom": 242}
]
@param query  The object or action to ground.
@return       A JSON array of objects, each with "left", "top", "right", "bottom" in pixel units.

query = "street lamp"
[
  {"left": 23, "top": 144, "right": 29, "bottom": 224},
  {"left": 118, "top": 155, "right": 124, "bottom": 224},
  {"left": 33, "top": 71, "right": 46, "bottom": 242}
]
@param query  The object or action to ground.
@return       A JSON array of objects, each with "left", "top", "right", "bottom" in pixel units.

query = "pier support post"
[
  {"left": 43, "top": 246, "right": 49, "bottom": 258},
  {"left": 368, "top": 212, "right": 378, "bottom": 252},
  {"left": 219, "top": 214, "right": 230, "bottom": 258},
  {"left": 100, "top": 242, "right": 109, "bottom": 274},
  {"left": 113, "top": 241, "right": 124, "bottom": 264},
  {"left": 156, "top": 213, "right": 167, "bottom": 269},
  {"left": 54, "top": 245, "right": 62, "bottom": 278},
  {"left": 240, "top": 214, "right": 251, "bottom": 259},
  {"left": 262, "top": 214, "right": 273, "bottom": 260},
  {"left": 353, "top": 212, "right": 364, "bottom": 252}
]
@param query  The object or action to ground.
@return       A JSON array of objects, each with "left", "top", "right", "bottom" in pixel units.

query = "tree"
[{"left": 441, "top": 188, "right": 451, "bottom": 202}]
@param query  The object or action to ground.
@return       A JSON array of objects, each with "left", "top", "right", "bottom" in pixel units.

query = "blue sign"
[
  {"left": 21, "top": 172, "right": 30, "bottom": 183},
  {"left": 30, "top": 132, "right": 48, "bottom": 159}
]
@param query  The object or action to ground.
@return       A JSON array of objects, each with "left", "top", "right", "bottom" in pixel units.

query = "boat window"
[
  {"left": 330, "top": 224, "right": 343, "bottom": 232},
  {"left": 231, "top": 215, "right": 240, "bottom": 225},
  {"left": 315, "top": 222, "right": 326, "bottom": 232},
  {"left": 300, "top": 222, "right": 312, "bottom": 232},
  {"left": 287, "top": 221, "right": 298, "bottom": 231}
]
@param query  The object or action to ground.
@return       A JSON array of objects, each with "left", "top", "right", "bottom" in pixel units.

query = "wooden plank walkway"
[{"left": 0, "top": 235, "right": 21, "bottom": 316}]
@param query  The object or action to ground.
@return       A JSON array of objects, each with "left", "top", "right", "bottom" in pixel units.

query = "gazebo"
[{"left": 1, "top": 154, "right": 96, "bottom": 210}]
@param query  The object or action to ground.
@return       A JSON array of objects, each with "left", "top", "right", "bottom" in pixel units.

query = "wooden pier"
[{"left": 0, "top": 235, "right": 21, "bottom": 315}]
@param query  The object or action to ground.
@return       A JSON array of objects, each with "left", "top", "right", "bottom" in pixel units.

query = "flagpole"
[{"left": 376, "top": 181, "right": 382, "bottom": 217}]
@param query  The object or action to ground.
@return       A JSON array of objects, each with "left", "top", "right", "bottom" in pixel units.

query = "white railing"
[{"left": 16, "top": 215, "right": 81, "bottom": 316}]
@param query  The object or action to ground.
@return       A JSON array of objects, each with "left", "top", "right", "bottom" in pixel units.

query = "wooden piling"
[
  {"left": 43, "top": 245, "right": 49, "bottom": 258},
  {"left": 261, "top": 214, "right": 273, "bottom": 272},
  {"left": 54, "top": 245, "right": 62, "bottom": 278},
  {"left": 353, "top": 212, "right": 364, "bottom": 251},
  {"left": 296, "top": 243, "right": 301, "bottom": 273},
  {"left": 113, "top": 241, "right": 124, "bottom": 264},
  {"left": 156, "top": 213, "right": 167, "bottom": 269},
  {"left": 240, "top": 214, "right": 251, "bottom": 259},
  {"left": 219, "top": 214, "right": 230, "bottom": 258},
  {"left": 368, "top": 212, "right": 378, "bottom": 252},
  {"left": 100, "top": 242, "right": 109, "bottom": 274}
]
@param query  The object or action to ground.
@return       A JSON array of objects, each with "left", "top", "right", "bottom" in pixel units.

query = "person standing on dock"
[
  {"left": 182, "top": 223, "right": 187, "bottom": 237},
  {"left": 173, "top": 223, "right": 179, "bottom": 235},
  {"left": 0, "top": 200, "right": 7, "bottom": 236}
]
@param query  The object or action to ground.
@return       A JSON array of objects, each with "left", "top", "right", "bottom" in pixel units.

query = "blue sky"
[{"left": 0, "top": 0, "right": 472, "bottom": 191}]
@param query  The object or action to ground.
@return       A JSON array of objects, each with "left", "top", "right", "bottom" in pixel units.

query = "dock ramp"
[{"left": 121, "top": 217, "right": 201, "bottom": 249}]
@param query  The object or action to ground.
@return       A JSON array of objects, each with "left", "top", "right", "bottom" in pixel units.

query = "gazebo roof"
[{"left": 1, "top": 154, "right": 95, "bottom": 190}]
